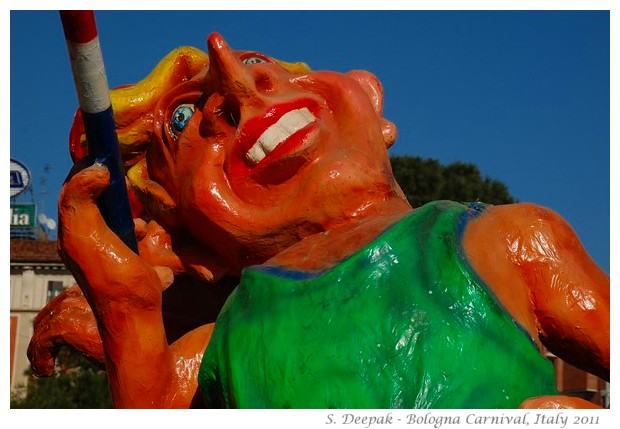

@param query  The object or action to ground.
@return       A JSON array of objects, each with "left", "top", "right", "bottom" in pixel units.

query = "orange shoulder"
[{"left": 463, "top": 203, "right": 609, "bottom": 379}]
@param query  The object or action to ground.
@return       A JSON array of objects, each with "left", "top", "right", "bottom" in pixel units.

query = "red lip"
[{"left": 229, "top": 98, "right": 320, "bottom": 177}]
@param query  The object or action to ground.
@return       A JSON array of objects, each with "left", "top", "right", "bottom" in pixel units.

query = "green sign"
[{"left": 10, "top": 204, "right": 36, "bottom": 227}]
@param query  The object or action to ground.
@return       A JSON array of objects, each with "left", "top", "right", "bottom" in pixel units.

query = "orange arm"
[
  {"left": 58, "top": 163, "right": 211, "bottom": 407},
  {"left": 464, "top": 203, "right": 609, "bottom": 380}
]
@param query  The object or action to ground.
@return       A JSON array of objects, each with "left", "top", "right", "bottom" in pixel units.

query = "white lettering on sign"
[{"left": 10, "top": 208, "right": 32, "bottom": 226}]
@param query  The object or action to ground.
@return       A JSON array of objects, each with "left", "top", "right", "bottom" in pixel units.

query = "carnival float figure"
[{"left": 28, "top": 31, "right": 609, "bottom": 409}]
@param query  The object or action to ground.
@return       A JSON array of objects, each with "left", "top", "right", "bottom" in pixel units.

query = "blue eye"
[
  {"left": 243, "top": 56, "right": 267, "bottom": 65},
  {"left": 171, "top": 104, "right": 195, "bottom": 134}
]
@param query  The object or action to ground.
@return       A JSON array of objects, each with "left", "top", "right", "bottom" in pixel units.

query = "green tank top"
[{"left": 198, "top": 200, "right": 557, "bottom": 408}]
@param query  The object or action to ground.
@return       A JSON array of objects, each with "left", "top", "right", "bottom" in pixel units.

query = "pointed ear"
[
  {"left": 380, "top": 118, "right": 397, "bottom": 149},
  {"left": 346, "top": 70, "right": 398, "bottom": 148},
  {"left": 127, "top": 158, "right": 180, "bottom": 230}
]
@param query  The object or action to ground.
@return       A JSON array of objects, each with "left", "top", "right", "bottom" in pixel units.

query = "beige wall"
[{"left": 9, "top": 266, "right": 75, "bottom": 396}]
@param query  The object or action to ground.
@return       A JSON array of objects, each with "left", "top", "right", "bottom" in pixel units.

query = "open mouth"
[
  {"left": 246, "top": 107, "right": 316, "bottom": 165},
  {"left": 231, "top": 98, "right": 320, "bottom": 176}
]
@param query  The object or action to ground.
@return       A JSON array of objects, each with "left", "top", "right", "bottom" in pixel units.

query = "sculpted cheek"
[{"left": 181, "top": 147, "right": 244, "bottom": 233}]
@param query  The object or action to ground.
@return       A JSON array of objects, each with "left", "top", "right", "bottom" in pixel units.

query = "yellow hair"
[
  {"left": 109, "top": 46, "right": 209, "bottom": 165},
  {"left": 276, "top": 59, "right": 311, "bottom": 75}
]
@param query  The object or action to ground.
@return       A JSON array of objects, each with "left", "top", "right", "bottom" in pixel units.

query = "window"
[{"left": 47, "top": 281, "right": 64, "bottom": 303}]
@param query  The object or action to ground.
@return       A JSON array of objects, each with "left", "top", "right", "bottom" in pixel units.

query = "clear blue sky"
[{"left": 9, "top": 9, "right": 610, "bottom": 273}]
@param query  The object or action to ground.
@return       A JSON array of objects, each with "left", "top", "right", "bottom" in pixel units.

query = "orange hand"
[
  {"left": 135, "top": 217, "right": 229, "bottom": 283},
  {"left": 27, "top": 285, "right": 104, "bottom": 376},
  {"left": 59, "top": 162, "right": 168, "bottom": 306},
  {"left": 27, "top": 218, "right": 189, "bottom": 378},
  {"left": 58, "top": 162, "right": 174, "bottom": 407}
]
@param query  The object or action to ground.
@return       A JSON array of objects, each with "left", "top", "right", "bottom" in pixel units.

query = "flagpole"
[{"left": 59, "top": 10, "right": 138, "bottom": 253}]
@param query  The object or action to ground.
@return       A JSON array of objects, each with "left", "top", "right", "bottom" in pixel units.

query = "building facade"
[
  {"left": 10, "top": 239, "right": 76, "bottom": 396},
  {"left": 548, "top": 352, "right": 610, "bottom": 407}
]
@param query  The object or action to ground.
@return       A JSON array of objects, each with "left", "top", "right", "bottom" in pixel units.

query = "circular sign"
[{"left": 10, "top": 159, "right": 31, "bottom": 198}]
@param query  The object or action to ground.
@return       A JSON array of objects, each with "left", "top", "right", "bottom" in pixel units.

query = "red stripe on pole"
[{"left": 60, "top": 10, "right": 98, "bottom": 44}]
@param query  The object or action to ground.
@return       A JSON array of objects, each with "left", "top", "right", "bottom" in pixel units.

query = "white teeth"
[{"left": 246, "top": 107, "right": 316, "bottom": 165}]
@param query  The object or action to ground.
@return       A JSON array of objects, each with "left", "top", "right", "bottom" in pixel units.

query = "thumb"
[{"left": 61, "top": 161, "right": 110, "bottom": 205}]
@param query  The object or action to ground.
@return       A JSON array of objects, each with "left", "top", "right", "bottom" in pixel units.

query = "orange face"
[{"left": 149, "top": 33, "right": 401, "bottom": 271}]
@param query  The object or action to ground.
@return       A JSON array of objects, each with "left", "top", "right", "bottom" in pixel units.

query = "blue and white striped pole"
[{"left": 60, "top": 10, "right": 138, "bottom": 253}]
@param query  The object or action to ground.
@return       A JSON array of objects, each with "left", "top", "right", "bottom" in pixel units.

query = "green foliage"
[
  {"left": 390, "top": 155, "right": 516, "bottom": 208},
  {"left": 10, "top": 346, "right": 113, "bottom": 409}
]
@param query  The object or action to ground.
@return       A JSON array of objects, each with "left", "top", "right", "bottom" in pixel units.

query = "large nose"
[{"left": 203, "top": 33, "right": 263, "bottom": 104}]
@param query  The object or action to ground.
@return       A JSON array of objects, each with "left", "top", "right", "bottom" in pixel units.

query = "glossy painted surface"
[
  {"left": 199, "top": 202, "right": 557, "bottom": 408},
  {"left": 464, "top": 203, "right": 610, "bottom": 380},
  {"left": 28, "top": 33, "right": 609, "bottom": 409}
]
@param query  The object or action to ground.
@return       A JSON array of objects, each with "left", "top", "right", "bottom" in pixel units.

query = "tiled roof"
[{"left": 10, "top": 239, "right": 62, "bottom": 262}]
